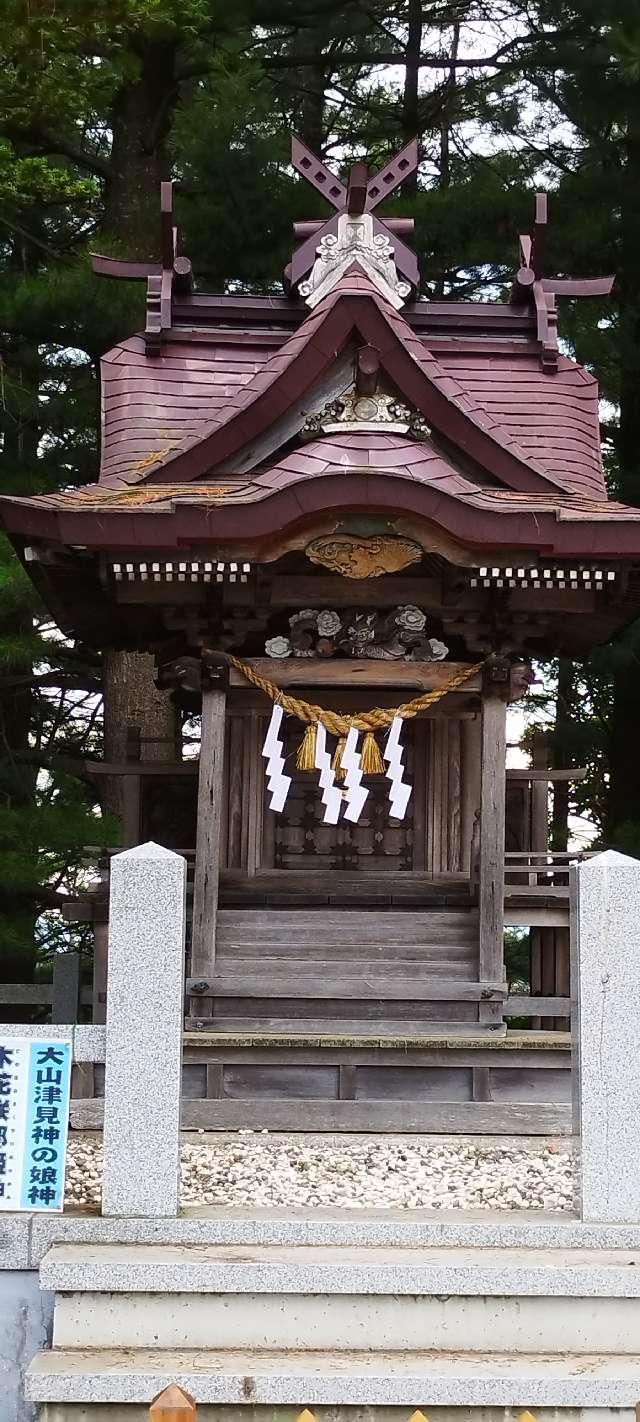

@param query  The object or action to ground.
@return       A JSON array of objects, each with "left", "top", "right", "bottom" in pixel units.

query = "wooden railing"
[
  {"left": 504, "top": 849, "right": 594, "bottom": 893},
  {"left": 0, "top": 952, "right": 90, "bottom": 1024}
]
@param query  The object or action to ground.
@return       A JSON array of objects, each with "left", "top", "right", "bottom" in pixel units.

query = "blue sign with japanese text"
[{"left": 0, "top": 1037, "right": 72, "bottom": 1211}]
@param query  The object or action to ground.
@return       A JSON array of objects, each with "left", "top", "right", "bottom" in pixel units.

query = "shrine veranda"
[{"left": 5, "top": 138, "right": 640, "bottom": 1419}]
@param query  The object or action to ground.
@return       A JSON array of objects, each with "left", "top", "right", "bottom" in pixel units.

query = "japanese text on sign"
[{"left": 0, "top": 1037, "right": 71, "bottom": 1211}]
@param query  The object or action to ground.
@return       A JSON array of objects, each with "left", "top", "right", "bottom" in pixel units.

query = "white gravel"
[{"left": 64, "top": 1134, "right": 574, "bottom": 1212}]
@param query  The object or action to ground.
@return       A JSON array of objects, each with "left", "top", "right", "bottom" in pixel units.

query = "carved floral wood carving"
[
  {"left": 306, "top": 534, "right": 423, "bottom": 579},
  {"left": 265, "top": 605, "right": 448, "bottom": 662}
]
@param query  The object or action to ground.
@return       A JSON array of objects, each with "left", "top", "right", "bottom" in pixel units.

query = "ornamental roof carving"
[{"left": 299, "top": 213, "right": 412, "bottom": 310}]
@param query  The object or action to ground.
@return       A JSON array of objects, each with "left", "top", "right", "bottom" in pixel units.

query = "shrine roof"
[
  {"left": 94, "top": 269, "right": 605, "bottom": 504},
  {"left": 1, "top": 147, "right": 633, "bottom": 590},
  {"left": 6, "top": 436, "right": 640, "bottom": 564}
]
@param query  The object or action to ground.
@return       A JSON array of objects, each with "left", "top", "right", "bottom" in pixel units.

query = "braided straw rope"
[{"left": 224, "top": 653, "right": 484, "bottom": 735}]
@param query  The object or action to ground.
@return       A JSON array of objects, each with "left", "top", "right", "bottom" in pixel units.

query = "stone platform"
[{"left": 22, "top": 1213, "right": 640, "bottom": 1420}]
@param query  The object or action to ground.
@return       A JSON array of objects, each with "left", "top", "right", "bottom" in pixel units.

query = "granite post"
[
  {"left": 102, "top": 843, "right": 187, "bottom": 1217},
  {"left": 572, "top": 849, "right": 640, "bottom": 1222}
]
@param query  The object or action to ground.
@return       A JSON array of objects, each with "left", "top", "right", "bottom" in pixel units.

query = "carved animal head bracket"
[
  {"left": 89, "top": 182, "right": 193, "bottom": 356},
  {"left": 287, "top": 136, "right": 420, "bottom": 300},
  {"left": 511, "top": 192, "right": 613, "bottom": 372}
]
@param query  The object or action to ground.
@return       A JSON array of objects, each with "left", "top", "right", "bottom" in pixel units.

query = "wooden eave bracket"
[
  {"left": 511, "top": 192, "right": 613, "bottom": 371},
  {"left": 90, "top": 181, "right": 193, "bottom": 356}
]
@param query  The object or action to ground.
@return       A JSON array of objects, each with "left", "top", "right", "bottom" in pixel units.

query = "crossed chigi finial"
[
  {"left": 511, "top": 192, "right": 613, "bottom": 370},
  {"left": 286, "top": 134, "right": 420, "bottom": 292}
]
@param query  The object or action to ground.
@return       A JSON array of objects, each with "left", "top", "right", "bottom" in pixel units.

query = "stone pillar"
[
  {"left": 572, "top": 849, "right": 640, "bottom": 1222},
  {"left": 102, "top": 842, "right": 186, "bottom": 1217}
]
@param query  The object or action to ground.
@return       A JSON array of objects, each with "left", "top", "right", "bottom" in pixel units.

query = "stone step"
[
  {"left": 43, "top": 1241, "right": 640, "bottom": 1356},
  {"left": 30, "top": 1205, "right": 640, "bottom": 1269},
  {"left": 25, "top": 1346, "right": 640, "bottom": 1409},
  {"left": 41, "top": 1240, "right": 640, "bottom": 1297},
  {"left": 50, "top": 1285, "right": 640, "bottom": 1355}
]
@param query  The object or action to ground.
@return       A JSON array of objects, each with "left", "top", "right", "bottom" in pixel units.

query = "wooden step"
[
  {"left": 189, "top": 972, "right": 504, "bottom": 1001},
  {"left": 216, "top": 955, "right": 477, "bottom": 974},
  {"left": 199, "top": 1016, "right": 492, "bottom": 1036},
  {"left": 216, "top": 908, "right": 479, "bottom": 954}
]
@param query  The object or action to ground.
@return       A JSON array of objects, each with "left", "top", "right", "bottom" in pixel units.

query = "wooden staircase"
[{"left": 187, "top": 905, "right": 498, "bottom": 1037}]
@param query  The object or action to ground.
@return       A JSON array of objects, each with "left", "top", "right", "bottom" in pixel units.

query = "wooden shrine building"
[{"left": 3, "top": 140, "right": 640, "bottom": 1131}]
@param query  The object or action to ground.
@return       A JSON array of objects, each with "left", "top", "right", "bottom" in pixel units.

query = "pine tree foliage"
[{"left": 0, "top": 0, "right": 639, "bottom": 978}]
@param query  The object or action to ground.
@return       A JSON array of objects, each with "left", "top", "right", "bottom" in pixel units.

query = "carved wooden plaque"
[{"left": 306, "top": 534, "right": 422, "bottom": 579}]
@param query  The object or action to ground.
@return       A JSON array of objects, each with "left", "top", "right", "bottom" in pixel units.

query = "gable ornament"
[
  {"left": 302, "top": 389, "right": 430, "bottom": 441},
  {"left": 299, "top": 212, "right": 412, "bottom": 309}
]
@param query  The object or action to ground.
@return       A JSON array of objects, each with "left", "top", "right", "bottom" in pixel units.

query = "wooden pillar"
[
  {"left": 478, "top": 675, "right": 508, "bottom": 1026},
  {"left": 51, "top": 951, "right": 81, "bottom": 1024},
  {"left": 92, "top": 915, "right": 108, "bottom": 1025},
  {"left": 189, "top": 657, "right": 228, "bottom": 1021}
]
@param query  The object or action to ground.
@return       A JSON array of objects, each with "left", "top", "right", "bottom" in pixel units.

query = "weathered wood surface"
[
  {"left": 70, "top": 1096, "right": 571, "bottom": 1134},
  {"left": 187, "top": 973, "right": 506, "bottom": 1001},
  {"left": 478, "top": 689, "right": 507, "bottom": 1025},
  {"left": 92, "top": 919, "right": 108, "bottom": 1025},
  {"left": 0, "top": 984, "right": 53, "bottom": 1005},
  {"left": 505, "top": 885, "right": 570, "bottom": 898},
  {"left": 194, "top": 902, "right": 486, "bottom": 1034},
  {"left": 182, "top": 1030, "right": 570, "bottom": 1059},
  {"left": 188, "top": 1013, "right": 498, "bottom": 1034},
  {"left": 74, "top": 1026, "right": 570, "bottom": 1135},
  {"left": 504, "top": 906, "right": 569, "bottom": 926},
  {"left": 506, "top": 768, "right": 586, "bottom": 782},
  {"left": 180, "top": 1099, "right": 571, "bottom": 1133},
  {"left": 506, "top": 995, "right": 571, "bottom": 1017},
  {"left": 51, "top": 952, "right": 81, "bottom": 1024},
  {"left": 268, "top": 575, "right": 442, "bottom": 608},
  {"left": 229, "top": 659, "right": 482, "bottom": 691},
  {"left": 190, "top": 683, "right": 226, "bottom": 1017},
  {"left": 0, "top": 972, "right": 90, "bottom": 1013},
  {"left": 217, "top": 950, "right": 475, "bottom": 970},
  {"left": 216, "top": 907, "right": 478, "bottom": 948}
]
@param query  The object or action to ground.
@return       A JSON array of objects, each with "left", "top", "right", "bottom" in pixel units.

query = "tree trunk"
[
  {"left": 402, "top": 0, "right": 422, "bottom": 178},
  {"left": 102, "top": 651, "right": 179, "bottom": 822},
  {"left": 104, "top": 38, "right": 179, "bottom": 251},
  {"left": 0, "top": 237, "right": 41, "bottom": 985},
  {"left": 292, "top": 29, "right": 326, "bottom": 152},
  {"left": 101, "top": 39, "right": 182, "bottom": 829}
]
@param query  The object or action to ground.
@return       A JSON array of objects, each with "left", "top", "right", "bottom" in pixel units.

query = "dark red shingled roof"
[
  {"left": 96, "top": 266, "right": 606, "bottom": 502},
  {"left": 4, "top": 443, "right": 640, "bottom": 562},
  {"left": 2, "top": 252, "right": 633, "bottom": 587}
]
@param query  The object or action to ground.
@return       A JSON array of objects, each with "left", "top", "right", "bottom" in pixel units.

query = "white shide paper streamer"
[
  {"left": 341, "top": 725, "right": 369, "bottom": 823},
  {"left": 314, "top": 721, "right": 342, "bottom": 824},
  {"left": 261, "top": 703, "right": 292, "bottom": 813},
  {"left": 383, "top": 715, "right": 412, "bottom": 820}
]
